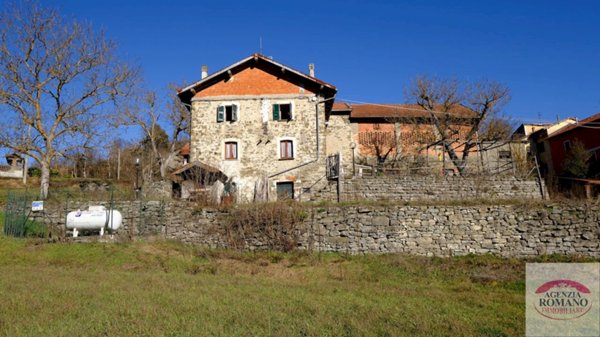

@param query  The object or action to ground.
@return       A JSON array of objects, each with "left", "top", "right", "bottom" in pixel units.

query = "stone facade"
[
  {"left": 324, "top": 112, "right": 355, "bottom": 175},
  {"left": 190, "top": 93, "right": 329, "bottom": 202},
  {"left": 179, "top": 54, "right": 337, "bottom": 202},
  {"left": 33, "top": 201, "right": 599, "bottom": 257}
]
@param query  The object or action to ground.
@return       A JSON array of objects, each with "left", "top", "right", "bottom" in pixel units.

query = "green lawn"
[{"left": 0, "top": 234, "right": 594, "bottom": 337}]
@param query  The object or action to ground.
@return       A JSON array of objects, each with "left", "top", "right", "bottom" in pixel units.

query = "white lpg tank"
[{"left": 66, "top": 205, "right": 122, "bottom": 237}]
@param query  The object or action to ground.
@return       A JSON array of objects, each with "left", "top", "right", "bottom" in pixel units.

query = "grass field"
[{"left": 0, "top": 218, "right": 596, "bottom": 337}]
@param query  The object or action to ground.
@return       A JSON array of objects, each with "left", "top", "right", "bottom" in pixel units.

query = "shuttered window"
[
  {"left": 217, "top": 104, "right": 238, "bottom": 122},
  {"left": 272, "top": 103, "right": 292, "bottom": 121}
]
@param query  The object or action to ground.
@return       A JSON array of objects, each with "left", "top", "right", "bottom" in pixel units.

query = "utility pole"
[{"left": 117, "top": 148, "right": 121, "bottom": 181}]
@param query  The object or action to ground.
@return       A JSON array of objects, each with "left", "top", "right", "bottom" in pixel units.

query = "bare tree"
[
  {"left": 117, "top": 85, "right": 190, "bottom": 180},
  {"left": 407, "top": 76, "right": 510, "bottom": 175},
  {"left": 0, "top": 1, "right": 138, "bottom": 198},
  {"left": 480, "top": 116, "right": 515, "bottom": 141}
]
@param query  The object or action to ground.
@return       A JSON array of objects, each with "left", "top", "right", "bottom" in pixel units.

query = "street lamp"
[
  {"left": 350, "top": 142, "right": 356, "bottom": 177},
  {"left": 135, "top": 157, "right": 141, "bottom": 199}
]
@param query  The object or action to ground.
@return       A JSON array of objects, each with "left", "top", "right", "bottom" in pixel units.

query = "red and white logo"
[{"left": 534, "top": 279, "right": 593, "bottom": 320}]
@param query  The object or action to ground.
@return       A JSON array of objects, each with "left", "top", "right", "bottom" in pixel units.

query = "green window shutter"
[
  {"left": 232, "top": 104, "right": 238, "bottom": 121},
  {"left": 217, "top": 106, "right": 225, "bottom": 122},
  {"left": 272, "top": 104, "right": 280, "bottom": 120}
]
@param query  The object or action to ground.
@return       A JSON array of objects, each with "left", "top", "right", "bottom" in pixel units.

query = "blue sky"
[{"left": 45, "top": 0, "right": 600, "bottom": 123}]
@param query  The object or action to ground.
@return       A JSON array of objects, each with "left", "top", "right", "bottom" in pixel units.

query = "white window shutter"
[
  {"left": 261, "top": 100, "right": 269, "bottom": 122},
  {"left": 290, "top": 102, "right": 295, "bottom": 120},
  {"left": 217, "top": 106, "right": 224, "bottom": 122},
  {"left": 232, "top": 104, "right": 238, "bottom": 121}
]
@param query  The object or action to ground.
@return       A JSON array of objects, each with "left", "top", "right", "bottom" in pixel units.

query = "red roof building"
[{"left": 544, "top": 113, "right": 600, "bottom": 177}]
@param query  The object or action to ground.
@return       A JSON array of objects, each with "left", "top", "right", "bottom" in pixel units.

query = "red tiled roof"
[
  {"left": 178, "top": 53, "right": 336, "bottom": 105},
  {"left": 179, "top": 143, "right": 190, "bottom": 156},
  {"left": 332, "top": 102, "right": 352, "bottom": 111},
  {"left": 332, "top": 103, "right": 478, "bottom": 119},
  {"left": 545, "top": 112, "right": 600, "bottom": 139}
]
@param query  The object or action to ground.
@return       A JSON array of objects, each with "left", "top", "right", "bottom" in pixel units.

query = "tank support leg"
[
  {"left": 73, "top": 228, "right": 78, "bottom": 238},
  {"left": 100, "top": 227, "right": 104, "bottom": 236}
]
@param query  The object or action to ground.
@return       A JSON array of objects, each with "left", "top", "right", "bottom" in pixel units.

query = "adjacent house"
[
  {"left": 328, "top": 102, "right": 508, "bottom": 175},
  {"left": 0, "top": 153, "right": 25, "bottom": 179},
  {"left": 542, "top": 113, "right": 600, "bottom": 178},
  {"left": 512, "top": 118, "right": 577, "bottom": 176},
  {"left": 177, "top": 54, "right": 337, "bottom": 202}
]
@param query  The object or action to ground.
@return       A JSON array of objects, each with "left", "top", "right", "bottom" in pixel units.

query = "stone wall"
[
  {"left": 191, "top": 91, "right": 329, "bottom": 203},
  {"left": 33, "top": 200, "right": 599, "bottom": 257},
  {"left": 313, "top": 176, "right": 545, "bottom": 202}
]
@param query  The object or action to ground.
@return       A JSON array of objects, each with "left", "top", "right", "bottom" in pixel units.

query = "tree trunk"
[
  {"left": 160, "top": 152, "right": 177, "bottom": 179},
  {"left": 40, "top": 160, "right": 50, "bottom": 199}
]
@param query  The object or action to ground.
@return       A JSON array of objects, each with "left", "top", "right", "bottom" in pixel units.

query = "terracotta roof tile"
[
  {"left": 332, "top": 102, "right": 352, "bottom": 111},
  {"left": 179, "top": 143, "right": 190, "bottom": 156},
  {"left": 332, "top": 103, "right": 478, "bottom": 119}
]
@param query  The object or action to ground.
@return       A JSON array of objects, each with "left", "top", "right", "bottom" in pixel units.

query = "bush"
[
  {"left": 562, "top": 140, "right": 591, "bottom": 178},
  {"left": 224, "top": 202, "right": 307, "bottom": 252},
  {"left": 28, "top": 167, "right": 41, "bottom": 177},
  {"left": 24, "top": 220, "right": 47, "bottom": 238}
]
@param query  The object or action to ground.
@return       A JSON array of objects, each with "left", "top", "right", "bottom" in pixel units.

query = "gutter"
[{"left": 268, "top": 96, "right": 335, "bottom": 178}]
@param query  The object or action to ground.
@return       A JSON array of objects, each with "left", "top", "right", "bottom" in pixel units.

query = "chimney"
[
  {"left": 201, "top": 65, "right": 208, "bottom": 79},
  {"left": 308, "top": 63, "right": 315, "bottom": 77}
]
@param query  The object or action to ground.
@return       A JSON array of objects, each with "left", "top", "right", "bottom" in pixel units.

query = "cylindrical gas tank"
[{"left": 66, "top": 206, "right": 122, "bottom": 231}]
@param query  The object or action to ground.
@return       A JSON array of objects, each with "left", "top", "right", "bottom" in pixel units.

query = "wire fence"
[{"left": 2, "top": 181, "right": 170, "bottom": 239}]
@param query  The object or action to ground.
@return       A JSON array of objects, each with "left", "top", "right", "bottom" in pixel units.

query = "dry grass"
[{"left": 3, "top": 235, "right": 593, "bottom": 337}]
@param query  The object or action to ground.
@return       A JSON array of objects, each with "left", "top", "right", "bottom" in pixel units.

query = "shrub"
[
  {"left": 224, "top": 202, "right": 307, "bottom": 252},
  {"left": 24, "top": 219, "right": 47, "bottom": 238},
  {"left": 562, "top": 140, "right": 591, "bottom": 178}
]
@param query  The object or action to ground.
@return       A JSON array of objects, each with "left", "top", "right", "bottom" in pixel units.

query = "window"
[
  {"left": 536, "top": 142, "right": 545, "bottom": 153},
  {"left": 280, "top": 140, "right": 294, "bottom": 160},
  {"left": 272, "top": 103, "right": 292, "bottom": 121},
  {"left": 498, "top": 150, "right": 511, "bottom": 159},
  {"left": 224, "top": 142, "right": 238, "bottom": 160},
  {"left": 564, "top": 140, "right": 572, "bottom": 152},
  {"left": 276, "top": 182, "right": 294, "bottom": 200},
  {"left": 217, "top": 104, "right": 238, "bottom": 122}
]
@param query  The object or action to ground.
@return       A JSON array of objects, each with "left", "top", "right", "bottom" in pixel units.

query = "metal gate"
[{"left": 3, "top": 191, "right": 35, "bottom": 237}]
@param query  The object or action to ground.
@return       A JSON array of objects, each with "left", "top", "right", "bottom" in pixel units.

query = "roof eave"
[{"left": 177, "top": 53, "right": 337, "bottom": 105}]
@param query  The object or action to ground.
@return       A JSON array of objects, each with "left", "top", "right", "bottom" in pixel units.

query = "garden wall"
[
  {"left": 312, "top": 176, "right": 545, "bottom": 202},
  {"left": 32, "top": 200, "right": 599, "bottom": 257}
]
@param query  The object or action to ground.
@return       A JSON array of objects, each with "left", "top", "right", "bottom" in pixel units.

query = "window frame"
[
  {"left": 498, "top": 150, "right": 511, "bottom": 160},
  {"left": 272, "top": 102, "right": 293, "bottom": 121},
  {"left": 224, "top": 141, "right": 238, "bottom": 160},
  {"left": 563, "top": 140, "right": 572, "bottom": 152},
  {"left": 217, "top": 103, "right": 239, "bottom": 123},
  {"left": 279, "top": 140, "right": 294, "bottom": 160}
]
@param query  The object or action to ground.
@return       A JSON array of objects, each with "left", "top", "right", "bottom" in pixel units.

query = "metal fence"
[{"left": 3, "top": 190, "right": 40, "bottom": 237}]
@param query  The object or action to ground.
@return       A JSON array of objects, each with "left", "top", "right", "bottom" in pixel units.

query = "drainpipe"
[{"left": 268, "top": 95, "right": 336, "bottom": 178}]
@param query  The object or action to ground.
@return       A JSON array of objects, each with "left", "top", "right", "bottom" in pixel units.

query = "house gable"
[
  {"left": 178, "top": 53, "right": 336, "bottom": 105},
  {"left": 194, "top": 66, "right": 315, "bottom": 98}
]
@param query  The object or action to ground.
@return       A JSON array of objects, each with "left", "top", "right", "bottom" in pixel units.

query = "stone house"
[
  {"left": 177, "top": 54, "right": 337, "bottom": 202},
  {"left": 0, "top": 153, "right": 25, "bottom": 179},
  {"left": 329, "top": 102, "right": 484, "bottom": 174},
  {"left": 175, "top": 54, "right": 528, "bottom": 202}
]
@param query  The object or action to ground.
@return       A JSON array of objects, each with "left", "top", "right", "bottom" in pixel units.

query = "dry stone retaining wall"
[
  {"left": 33, "top": 200, "right": 599, "bottom": 257},
  {"left": 313, "top": 176, "right": 545, "bottom": 202}
]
